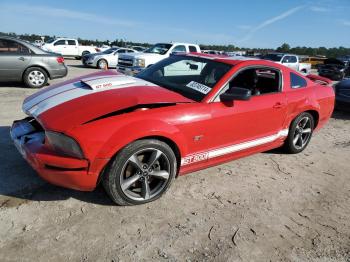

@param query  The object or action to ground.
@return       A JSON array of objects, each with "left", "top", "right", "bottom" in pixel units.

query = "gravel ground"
[{"left": 0, "top": 59, "right": 349, "bottom": 262}]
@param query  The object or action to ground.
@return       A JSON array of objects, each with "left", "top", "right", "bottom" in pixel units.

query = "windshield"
[
  {"left": 136, "top": 55, "right": 232, "bottom": 102},
  {"left": 46, "top": 38, "right": 56, "bottom": 44},
  {"left": 144, "top": 43, "right": 172, "bottom": 55},
  {"left": 102, "top": 48, "right": 118, "bottom": 54},
  {"left": 263, "top": 54, "right": 284, "bottom": 62}
]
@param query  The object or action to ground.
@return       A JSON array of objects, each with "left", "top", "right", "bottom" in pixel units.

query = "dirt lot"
[{"left": 0, "top": 59, "right": 349, "bottom": 262}]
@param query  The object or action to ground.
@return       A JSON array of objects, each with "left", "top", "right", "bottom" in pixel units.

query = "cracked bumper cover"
[{"left": 10, "top": 118, "right": 108, "bottom": 191}]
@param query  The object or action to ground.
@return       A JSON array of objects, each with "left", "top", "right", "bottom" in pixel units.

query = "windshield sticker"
[{"left": 186, "top": 81, "right": 211, "bottom": 94}]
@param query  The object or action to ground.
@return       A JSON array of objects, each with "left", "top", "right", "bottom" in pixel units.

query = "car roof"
[{"left": 156, "top": 42, "right": 200, "bottom": 46}]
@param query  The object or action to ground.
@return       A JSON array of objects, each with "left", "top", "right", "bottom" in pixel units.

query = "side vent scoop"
[{"left": 81, "top": 76, "right": 136, "bottom": 90}]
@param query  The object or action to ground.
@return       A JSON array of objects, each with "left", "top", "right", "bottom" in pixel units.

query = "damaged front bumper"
[{"left": 10, "top": 118, "right": 100, "bottom": 191}]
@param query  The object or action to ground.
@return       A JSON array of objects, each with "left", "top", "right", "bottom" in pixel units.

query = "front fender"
[{"left": 95, "top": 119, "right": 188, "bottom": 160}]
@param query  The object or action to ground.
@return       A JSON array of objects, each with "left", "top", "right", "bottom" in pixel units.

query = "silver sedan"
[
  {"left": 82, "top": 47, "right": 138, "bottom": 69},
  {"left": 0, "top": 36, "right": 68, "bottom": 88}
]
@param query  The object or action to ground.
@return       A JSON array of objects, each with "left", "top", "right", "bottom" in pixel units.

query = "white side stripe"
[{"left": 181, "top": 129, "right": 288, "bottom": 166}]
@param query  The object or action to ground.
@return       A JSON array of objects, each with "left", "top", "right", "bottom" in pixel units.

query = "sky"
[{"left": 0, "top": 0, "right": 349, "bottom": 48}]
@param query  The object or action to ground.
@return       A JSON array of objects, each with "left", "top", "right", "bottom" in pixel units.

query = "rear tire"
[
  {"left": 284, "top": 112, "right": 314, "bottom": 154},
  {"left": 23, "top": 67, "right": 48, "bottom": 88},
  {"left": 102, "top": 139, "right": 177, "bottom": 206}
]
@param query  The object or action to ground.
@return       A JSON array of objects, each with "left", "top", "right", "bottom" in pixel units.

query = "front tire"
[
  {"left": 97, "top": 59, "right": 108, "bottom": 69},
  {"left": 103, "top": 139, "right": 177, "bottom": 205},
  {"left": 82, "top": 51, "right": 90, "bottom": 57},
  {"left": 23, "top": 67, "right": 48, "bottom": 88},
  {"left": 284, "top": 112, "right": 314, "bottom": 154}
]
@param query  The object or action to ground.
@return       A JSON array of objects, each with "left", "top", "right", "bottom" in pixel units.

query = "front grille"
[{"left": 118, "top": 58, "right": 133, "bottom": 67}]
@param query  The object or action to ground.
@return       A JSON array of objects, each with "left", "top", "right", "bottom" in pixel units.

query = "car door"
[
  {"left": 65, "top": 40, "right": 78, "bottom": 56},
  {"left": 52, "top": 40, "right": 67, "bottom": 55},
  {"left": 0, "top": 39, "right": 32, "bottom": 81},
  {"left": 207, "top": 67, "right": 287, "bottom": 157},
  {"left": 282, "top": 56, "right": 298, "bottom": 71},
  {"left": 111, "top": 49, "right": 127, "bottom": 67}
]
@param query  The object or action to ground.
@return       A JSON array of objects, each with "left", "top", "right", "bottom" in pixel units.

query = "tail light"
[
  {"left": 95, "top": 48, "right": 100, "bottom": 52},
  {"left": 56, "top": 56, "right": 64, "bottom": 64}
]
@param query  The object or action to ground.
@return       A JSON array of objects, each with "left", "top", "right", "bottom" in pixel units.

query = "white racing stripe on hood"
[
  {"left": 24, "top": 75, "right": 157, "bottom": 117},
  {"left": 23, "top": 74, "right": 124, "bottom": 112}
]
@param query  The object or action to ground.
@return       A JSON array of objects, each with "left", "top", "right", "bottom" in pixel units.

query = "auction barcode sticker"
[{"left": 186, "top": 81, "right": 211, "bottom": 94}]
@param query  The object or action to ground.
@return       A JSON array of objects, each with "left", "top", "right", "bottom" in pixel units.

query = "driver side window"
[
  {"left": 282, "top": 56, "right": 290, "bottom": 63},
  {"left": 172, "top": 45, "right": 186, "bottom": 53},
  {"left": 54, "top": 40, "right": 66, "bottom": 46},
  {"left": 218, "top": 67, "right": 281, "bottom": 100}
]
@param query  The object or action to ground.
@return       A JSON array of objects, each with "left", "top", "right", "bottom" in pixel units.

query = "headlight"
[
  {"left": 45, "top": 131, "right": 84, "bottom": 159},
  {"left": 135, "top": 58, "right": 145, "bottom": 67}
]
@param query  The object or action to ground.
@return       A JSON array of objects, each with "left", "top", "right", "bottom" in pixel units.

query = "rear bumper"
[
  {"left": 10, "top": 118, "right": 104, "bottom": 191},
  {"left": 49, "top": 65, "right": 68, "bottom": 79}
]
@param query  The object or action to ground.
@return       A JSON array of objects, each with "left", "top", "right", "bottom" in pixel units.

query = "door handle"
[
  {"left": 273, "top": 102, "right": 284, "bottom": 109},
  {"left": 18, "top": 57, "right": 25, "bottom": 61}
]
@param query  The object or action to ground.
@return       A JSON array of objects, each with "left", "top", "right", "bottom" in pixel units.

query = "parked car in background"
[
  {"left": 302, "top": 56, "right": 327, "bottom": 69},
  {"left": 32, "top": 40, "right": 44, "bottom": 47},
  {"left": 117, "top": 42, "right": 201, "bottom": 75},
  {"left": 334, "top": 79, "right": 350, "bottom": 112},
  {"left": 11, "top": 53, "right": 334, "bottom": 205},
  {"left": 95, "top": 45, "right": 111, "bottom": 53},
  {"left": 262, "top": 53, "right": 311, "bottom": 74},
  {"left": 41, "top": 38, "right": 97, "bottom": 59},
  {"left": 318, "top": 58, "right": 350, "bottom": 81},
  {"left": 0, "top": 36, "right": 67, "bottom": 88},
  {"left": 337, "top": 55, "right": 350, "bottom": 63},
  {"left": 202, "top": 50, "right": 222, "bottom": 55},
  {"left": 129, "top": 46, "right": 147, "bottom": 52},
  {"left": 82, "top": 47, "right": 138, "bottom": 69}
]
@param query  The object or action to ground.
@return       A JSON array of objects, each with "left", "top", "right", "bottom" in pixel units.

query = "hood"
[{"left": 23, "top": 71, "right": 193, "bottom": 131}]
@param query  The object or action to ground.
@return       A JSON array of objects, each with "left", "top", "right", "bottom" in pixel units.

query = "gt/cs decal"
[{"left": 181, "top": 152, "right": 209, "bottom": 166}]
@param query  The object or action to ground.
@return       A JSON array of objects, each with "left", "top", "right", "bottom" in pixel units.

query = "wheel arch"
[
  {"left": 305, "top": 109, "right": 319, "bottom": 129},
  {"left": 22, "top": 65, "right": 51, "bottom": 80},
  {"left": 97, "top": 134, "right": 183, "bottom": 185},
  {"left": 140, "top": 135, "right": 182, "bottom": 174},
  {"left": 97, "top": 58, "right": 108, "bottom": 68}
]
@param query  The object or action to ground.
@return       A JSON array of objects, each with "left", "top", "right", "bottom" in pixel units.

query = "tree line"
[{"left": 1, "top": 32, "right": 349, "bottom": 58}]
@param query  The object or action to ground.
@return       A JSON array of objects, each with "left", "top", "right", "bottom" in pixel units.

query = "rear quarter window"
[
  {"left": 290, "top": 73, "right": 307, "bottom": 89},
  {"left": 189, "top": 45, "right": 198, "bottom": 52}
]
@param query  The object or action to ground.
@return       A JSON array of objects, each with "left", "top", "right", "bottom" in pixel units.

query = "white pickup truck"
[
  {"left": 117, "top": 42, "right": 201, "bottom": 75},
  {"left": 263, "top": 53, "right": 311, "bottom": 74},
  {"left": 41, "top": 38, "right": 97, "bottom": 59}
]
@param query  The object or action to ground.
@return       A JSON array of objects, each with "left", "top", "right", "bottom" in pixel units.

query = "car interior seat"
[{"left": 230, "top": 69, "right": 260, "bottom": 95}]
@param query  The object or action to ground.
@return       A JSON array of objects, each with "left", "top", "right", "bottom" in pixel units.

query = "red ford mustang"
[{"left": 11, "top": 53, "right": 335, "bottom": 205}]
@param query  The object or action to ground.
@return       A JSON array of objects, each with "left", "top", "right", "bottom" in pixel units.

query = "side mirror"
[
  {"left": 189, "top": 64, "right": 198, "bottom": 70},
  {"left": 220, "top": 87, "right": 251, "bottom": 102}
]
